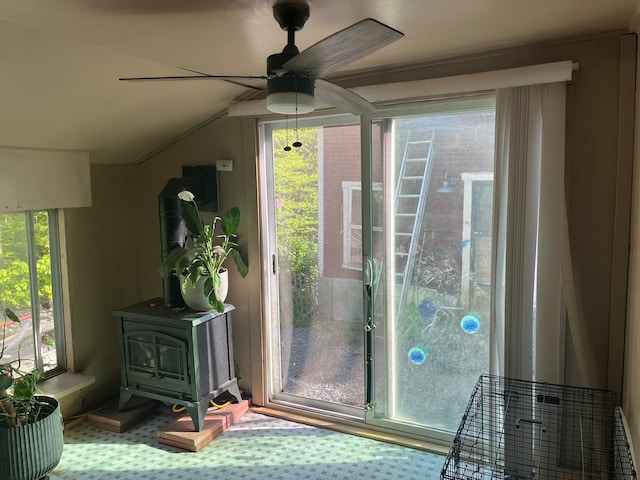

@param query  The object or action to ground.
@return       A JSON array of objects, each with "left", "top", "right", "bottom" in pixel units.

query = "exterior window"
[
  {"left": 342, "top": 181, "right": 382, "bottom": 270},
  {"left": 0, "top": 210, "right": 65, "bottom": 375}
]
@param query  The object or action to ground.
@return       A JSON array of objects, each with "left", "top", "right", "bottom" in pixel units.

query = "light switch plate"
[{"left": 216, "top": 160, "right": 233, "bottom": 172}]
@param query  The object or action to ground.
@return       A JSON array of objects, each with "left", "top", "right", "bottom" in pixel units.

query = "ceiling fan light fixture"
[
  {"left": 267, "top": 91, "right": 315, "bottom": 114},
  {"left": 266, "top": 74, "right": 315, "bottom": 115}
]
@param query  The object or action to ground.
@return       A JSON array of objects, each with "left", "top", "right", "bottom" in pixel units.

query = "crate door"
[{"left": 503, "top": 380, "right": 561, "bottom": 480}]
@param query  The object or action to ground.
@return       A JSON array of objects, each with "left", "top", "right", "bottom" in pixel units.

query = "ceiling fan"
[{"left": 120, "top": 1, "right": 404, "bottom": 116}]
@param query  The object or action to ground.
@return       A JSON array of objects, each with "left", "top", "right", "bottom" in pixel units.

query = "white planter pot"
[{"left": 181, "top": 268, "right": 229, "bottom": 312}]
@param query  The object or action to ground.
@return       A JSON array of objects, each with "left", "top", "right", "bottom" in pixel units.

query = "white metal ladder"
[{"left": 394, "top": 128, "right": 435, "bottom": 319}]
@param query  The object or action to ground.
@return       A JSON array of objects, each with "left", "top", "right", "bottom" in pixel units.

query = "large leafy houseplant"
[
  {"left": 0, "top": 307, "right": 64, "bottom": 480},
  {"left": 160, "top": 191, "right": 248, "bottom": 313}
]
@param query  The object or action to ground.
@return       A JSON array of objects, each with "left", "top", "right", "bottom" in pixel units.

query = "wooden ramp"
[{"left": 157, "top": 400, "right": 250, "bottom": 452}]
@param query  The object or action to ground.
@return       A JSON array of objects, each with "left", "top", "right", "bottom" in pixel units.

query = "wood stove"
[{"left": 114, "top": 298, "right": 241, "bottom": 431}]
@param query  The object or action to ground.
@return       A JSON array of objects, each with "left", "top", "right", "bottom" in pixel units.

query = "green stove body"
[{"left": 114, "top": 299, "right": 241, "bottom": 431}]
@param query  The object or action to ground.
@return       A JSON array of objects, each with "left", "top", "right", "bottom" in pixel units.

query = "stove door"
[{"left": 124, "top": 330, "right": 191, "bottom": 397}]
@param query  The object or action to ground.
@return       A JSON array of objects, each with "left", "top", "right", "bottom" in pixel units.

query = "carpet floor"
[{"left": 48, "top": 409, "right": 446, "bottom": 479}]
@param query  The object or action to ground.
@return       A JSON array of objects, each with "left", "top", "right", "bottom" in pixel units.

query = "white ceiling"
[{"left": 0, "top": 0, "right": 638, "bottom": 164}]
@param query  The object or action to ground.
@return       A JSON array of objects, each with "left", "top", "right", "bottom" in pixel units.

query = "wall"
[
  {"left": 62, "top": 163, "right": 141, "bottom": 411},
  {"left": 622, "top": 16, "right": 640, "bottom": 457}
]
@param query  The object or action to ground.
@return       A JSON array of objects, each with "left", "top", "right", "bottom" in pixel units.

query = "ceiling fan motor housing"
[
  {"left": 266, "top": 52, "right": 315, "bottom": 114},
  {"left": 272, "top": 2, "right": 310, "bottom": 32}
]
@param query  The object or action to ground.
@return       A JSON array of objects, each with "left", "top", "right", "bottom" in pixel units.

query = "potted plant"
[
  {"left": 160, "top": 191, "right": 249, "bottom": 313},
  {"left": 0, "top": 307, "right": 64, "bottom": 480}
]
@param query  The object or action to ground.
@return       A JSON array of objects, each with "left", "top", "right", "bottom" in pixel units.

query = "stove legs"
[{"left": 118, "top": 379, "right": 243, "bottom": 432}]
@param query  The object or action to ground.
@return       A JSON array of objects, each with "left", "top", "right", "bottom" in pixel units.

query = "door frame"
[
  {"left": 361, "top": 97, "right": 496, "bottom": 443},
  {"left": 258, "top": 113, "right": 365, "bottom": 422}
]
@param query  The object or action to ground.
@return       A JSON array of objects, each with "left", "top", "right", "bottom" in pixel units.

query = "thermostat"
[{"left": 216, "top": 160, "right": 233, "bottom": 172}]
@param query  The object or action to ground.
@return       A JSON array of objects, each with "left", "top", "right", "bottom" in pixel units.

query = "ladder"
[{"left": 394, "top": 129, "right": 435, "bottom": 318}]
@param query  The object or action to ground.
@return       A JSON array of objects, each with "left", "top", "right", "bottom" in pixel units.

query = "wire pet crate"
[{"left": 441, "top": 374, "right": 637, "bottom": 479}]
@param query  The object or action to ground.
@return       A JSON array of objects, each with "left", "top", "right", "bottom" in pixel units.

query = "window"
[
  {"left": 0, "top": 210, "right": 65, "bottom": 375},
  {"left": 342, "top": 181, "right": 382, "bottom": 270}
]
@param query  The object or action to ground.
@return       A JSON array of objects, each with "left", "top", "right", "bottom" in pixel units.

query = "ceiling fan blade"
[
  {"left": 315, "top": 79, "right": 375, "bottom": 115},
  {"left": 283, "top": 18, "right": 403, "bottom": 79},
  {"left": 119, "top": 74, "right": 268, "bottom": 82}
]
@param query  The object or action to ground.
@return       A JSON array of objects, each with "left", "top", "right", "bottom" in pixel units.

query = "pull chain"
[
  {"left": 283, "top": 86, "right": 303, "bottom": 151},
  {"left": 293, "top": 110, "right": 302, "bottom": 148},
  {"left": 283, "top": 114, "right": 291, "bottom": 152}
]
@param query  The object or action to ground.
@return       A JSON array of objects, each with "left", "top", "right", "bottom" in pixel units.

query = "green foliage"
[
  {"left": 159, "top": 197, "right": 248, "bottom": 313},
  {"left": 0, "top": 211, "right": 53, "bottom": 311},
  {"left": 273, "top": 128, "right": 320, "bottom": 325},
  {"left": 0, "top": 261, "right": 31, "bottom": 308},
  {"left": 1, "top": 308, "right": 46, "bottom": 427},
  {"left": 289, "top": 237, "right": 318, "bottom": 327},
  {"left": 273, "top": 128, "right": 319, "bottom": 240}
]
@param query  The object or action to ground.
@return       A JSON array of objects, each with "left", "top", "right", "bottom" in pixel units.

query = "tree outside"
[{"left": 272, "top": 127, "right": 320, "bottom": 326}]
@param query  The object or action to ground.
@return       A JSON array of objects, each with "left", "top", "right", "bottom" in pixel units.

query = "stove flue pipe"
[{"left": 158, "top": 173, "right": 213, "bottom": 308}]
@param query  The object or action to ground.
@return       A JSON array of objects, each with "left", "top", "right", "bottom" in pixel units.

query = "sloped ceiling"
[{"left": 0, "top": 0, "right": 638, "bottom": 164}]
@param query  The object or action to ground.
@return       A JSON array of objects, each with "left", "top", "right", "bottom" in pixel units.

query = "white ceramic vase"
[{"left": 180, "top": 268, "right": 228, "bottom": 312}]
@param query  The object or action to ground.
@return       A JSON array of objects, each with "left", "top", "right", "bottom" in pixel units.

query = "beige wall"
[
  {"left": 60, "top": 32, "right": 635, "bottom": 424},
  {"left": 62, "top": 163, "right": 141, "bottom": 412},
  {"left": 623, "top": 20, "right": 640, "bottom": 457}
]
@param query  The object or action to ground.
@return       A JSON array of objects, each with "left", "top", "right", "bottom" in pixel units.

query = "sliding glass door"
[
  {"left": 261, "top": 115, "right": 365, "bottom": 419},
  {"left": 261, "top": 95, "right": 497, "bottom": 440},
  {"left": 363, "top": 98, "right": 496, "bottom": 438}
]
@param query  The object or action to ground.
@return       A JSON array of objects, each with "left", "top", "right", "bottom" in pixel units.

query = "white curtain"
[{"left": 490, "top": 83, "right": 567, "bottom": 384}]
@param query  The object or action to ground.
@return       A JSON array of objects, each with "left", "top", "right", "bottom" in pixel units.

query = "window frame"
[
  {"left": 342, "top": 181, "right": 383, "bottom": 270},
  {"left": 0, "top": 209, "right": 66, "bottom": 377}
]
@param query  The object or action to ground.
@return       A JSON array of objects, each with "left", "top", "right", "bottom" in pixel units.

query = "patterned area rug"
[{"left": 49, "top": 410, "right": 445, "bottom": 479}]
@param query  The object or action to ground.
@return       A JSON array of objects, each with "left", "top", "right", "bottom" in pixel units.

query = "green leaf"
[
  {"left": 203, "top": 275, "right": 214, "bottom": 297},
  {"left": 181, "top": 201, "right": 206, "bottom": 239},
  {"left": 203, "top": 274, "right": 225, "bottom": 313},
  {"left": 4, "top": 308, "right": 19, "bottom": 323},
  {"left": 230, "top": 249, "right": 248, "bottom": 277},
  {"left": 406, "top": 301, "right": 418, "bottom": 318},
  {"left": 0, "top": 373, "right": 13, "bottom": 391},
  {"left": 210, "top": 297, "right": 225, "bottom": 313},
  {"left": 221, "top": 207, "right": 241, "bottom": 237},
  {"left": 177, "top": 248, "right": 203, "bottom": 275},
  {"left": 206, "top": 278, "right": 220, "bottom": 311},
  {"left": 159, "top": 247, "right": 187, "bottom": 277},
  {"left": 13, "top": 372, "right": 39, "bottom": 400}
]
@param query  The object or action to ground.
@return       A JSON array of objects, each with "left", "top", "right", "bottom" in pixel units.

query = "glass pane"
[
  {"left": 0, "top": 213, "right": 35, "bottom": 371},
  {"left": 273, "top": 123, "right": 364, "bottom": 408},
  {"left": 0, "top": 211, "right": 59, "bottom": 374},
  {"left": 372, "top": 106, "right": 496, "bottom": 434},
  {"left": 34, "top": 211, "right": 58, "bottom": 373}
]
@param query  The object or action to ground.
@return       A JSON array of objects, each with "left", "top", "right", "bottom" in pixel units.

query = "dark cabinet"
[{"left": 114, "top": 298, "right": 241, "bottom": 431}]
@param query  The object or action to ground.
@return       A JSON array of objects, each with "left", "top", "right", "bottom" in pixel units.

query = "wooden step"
[
  {"left": 87, "top": 397, "right": 156, "bottom": 433},
  {"left": 157, "top": 400, "right": 249, "bottom": 452}
]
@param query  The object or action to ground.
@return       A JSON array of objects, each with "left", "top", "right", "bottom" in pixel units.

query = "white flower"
[{"left": 178, "top": 190, "right": 195, "bottom": 202}]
